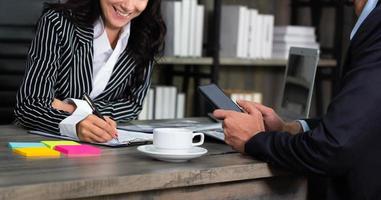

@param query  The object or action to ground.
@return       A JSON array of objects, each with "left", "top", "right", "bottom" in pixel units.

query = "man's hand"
[
  {"left": 76, "top": 115, "right": 118, "bottom": 143},
  {"left": 52, "top": 98, "right": 76, "bottom": 113},
  {"left": 241, "top": 100, "right": 286, "bottom": 132},
  {"left": 239, "top": 100, "right": 302, "bottom": 135},
  {"left": 213, "top": 100, "right": 265, "bottom": 153}
]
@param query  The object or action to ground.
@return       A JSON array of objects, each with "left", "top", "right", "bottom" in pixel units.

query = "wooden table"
[{"left": 0, "top": 124, "right": 307, "bottom": 200}]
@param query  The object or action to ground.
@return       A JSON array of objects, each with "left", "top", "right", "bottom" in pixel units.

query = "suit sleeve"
[
  {"left": 93, "top": 62, "right": 152, "bottom": 121},
  {"left": 14, "top": 11, "right": 70, "bottom": 134},
  {"left": 245, "top": 27, "right": 381, "bottom": 176}
]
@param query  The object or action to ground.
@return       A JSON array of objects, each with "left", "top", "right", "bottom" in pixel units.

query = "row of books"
[
  {"left": 138, "top": 86, "right": 186, "bottom": 120},
  {"left": 225, "top": 90, "right": 263, "bottom": 104},
  {"left": 272, "top": 26, "right": 320, "bottom": 59},
  {"left": 162, "top": 0, "right": 205, "bottom": 57},
  {"left": 220, "top": 5, "right": 274, "bottom": 59}
]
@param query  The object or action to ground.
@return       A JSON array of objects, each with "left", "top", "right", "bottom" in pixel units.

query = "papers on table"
[{"left": 28, "top": 129, "right": 153, "bottom": 147}]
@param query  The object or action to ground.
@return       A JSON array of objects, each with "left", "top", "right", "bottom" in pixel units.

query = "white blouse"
[{"left": 59, "top": 18, "right": 131, "bottom": 140}]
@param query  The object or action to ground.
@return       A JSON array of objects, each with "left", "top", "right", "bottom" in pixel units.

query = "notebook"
[{"left": 28, "top": 129, "right": 153, "bottom": 147}]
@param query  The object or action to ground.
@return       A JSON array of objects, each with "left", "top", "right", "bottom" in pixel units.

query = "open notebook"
[{"left": 28, "top": 129, "right": 153, "bottom": 147}]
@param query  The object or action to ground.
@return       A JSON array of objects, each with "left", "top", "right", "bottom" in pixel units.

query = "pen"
[{"left": 83, "top": 93, "right": 119, "bottom": 142}]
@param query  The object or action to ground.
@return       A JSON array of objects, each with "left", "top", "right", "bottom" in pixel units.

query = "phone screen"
[{"left": 198, "top": 84, "right": 243, "bottom": 112}]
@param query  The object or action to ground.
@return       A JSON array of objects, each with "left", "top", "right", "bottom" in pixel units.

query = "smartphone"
[{"left": 198, "top": 84, "right": 243, "bottom": 112}]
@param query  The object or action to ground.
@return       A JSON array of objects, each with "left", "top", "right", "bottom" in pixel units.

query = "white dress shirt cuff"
[
  {"left": 297, "top": 120, "right": 311, "bottom": 132},
  {"left": 59, "top": 99, "right": 93, "bottom": 140}
]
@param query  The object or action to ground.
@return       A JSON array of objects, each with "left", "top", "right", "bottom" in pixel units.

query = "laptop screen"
[{"left": 278, "top": 47, "right": 319, "bottom": 120}]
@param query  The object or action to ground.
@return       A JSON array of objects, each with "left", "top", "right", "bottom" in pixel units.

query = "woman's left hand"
[{"left": 52, "top": 98, "right": 76, "bottom": 113}]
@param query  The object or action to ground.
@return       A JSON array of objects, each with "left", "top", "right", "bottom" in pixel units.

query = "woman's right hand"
[{"left": 76, "top": 115, "right": 118, "bottom": 143}]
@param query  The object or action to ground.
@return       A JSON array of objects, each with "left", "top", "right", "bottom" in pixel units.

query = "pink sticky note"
[{"left": 54, "top": 145, "right": 101, "bottom": 157}]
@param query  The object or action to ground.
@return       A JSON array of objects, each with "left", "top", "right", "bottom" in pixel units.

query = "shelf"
[{"left": 157, "top": 56, "right": 337, "bottom": 67}]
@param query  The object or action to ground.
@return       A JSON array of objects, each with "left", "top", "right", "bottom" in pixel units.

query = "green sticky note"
[
  {"left": 41, "top": 141, "right": 80, "bottom": 149},
  {"left": 8, "top": 142, "right": 45, "bottom": 149}
]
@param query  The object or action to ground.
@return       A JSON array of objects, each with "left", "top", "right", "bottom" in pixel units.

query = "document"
[{"left": 29, "top": 129, "right": 153, "bottom": 147}]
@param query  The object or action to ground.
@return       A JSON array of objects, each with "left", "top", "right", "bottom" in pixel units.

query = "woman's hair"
[{"left": 45, "top": 0, "right": 166, "bottom": 86}]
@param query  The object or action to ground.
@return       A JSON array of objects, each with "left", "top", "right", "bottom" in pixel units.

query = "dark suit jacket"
[
  {"left": 245, "top": 3, "right": 381, "bottom": 200},
  {"left": 14, "top": 10, "right": 152, "bottom": 134}
]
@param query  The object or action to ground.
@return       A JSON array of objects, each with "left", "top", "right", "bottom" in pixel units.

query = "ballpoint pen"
[{"left": 83, "top": 93, "right": 120, "bottom": 142}]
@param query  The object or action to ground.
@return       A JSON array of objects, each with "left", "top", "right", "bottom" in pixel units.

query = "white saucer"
[{"left": 137, "top": 145, "right": 208, "bottom": 162}]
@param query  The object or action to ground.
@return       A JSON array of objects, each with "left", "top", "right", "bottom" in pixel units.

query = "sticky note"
[
  {"left": 8, "top": 142, "right": 45, "bottom": 149},
  {"left": 54, "top": 145, "right": 101, "bottom": 157},
  {"left": 41, "top": 141, "right": 80, "bottom": 149},
  {"left": 13, "top": 147, "right": 60, "bottom": 157}
]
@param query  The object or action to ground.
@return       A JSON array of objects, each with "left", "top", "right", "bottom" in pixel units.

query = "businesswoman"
[{"left": 14, "top": 0, "right": 166, "bottom": 142}]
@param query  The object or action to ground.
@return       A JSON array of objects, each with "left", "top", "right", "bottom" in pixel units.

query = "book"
[
  {"left": 176, "top": 93, "right": 186, "bottom": 119},
  {"left": 180, "top": 0, "right": 191, "bottom": 56},
  {"left": 220, "top": 5, "right": 246, "bottom": 58},
  {"left": 162, "top": 1, "right": 182, "bottom": 56},
  {"left": 29, "top": 129, "right": 153, "bottom": 147},
  {"left": 194, "top": 5, "right": 205, "bottom": 57},
  {"left": 188, "top": 0, "right": 197, "bottom": 56},
  {"left": 274, "top": 26, "right": 315, "bottom": 36},
  {"left": 247, "top": 9, "right": 258, "bottom": 59}
]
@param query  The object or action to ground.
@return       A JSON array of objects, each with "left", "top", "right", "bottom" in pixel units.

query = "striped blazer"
[{"left": 14, "top": 9, "right": 152, "bottom": 134}]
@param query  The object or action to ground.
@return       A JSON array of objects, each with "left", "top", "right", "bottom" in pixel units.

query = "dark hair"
[{"left": 45, "top": 0, "right": 166, "bottom": 85}]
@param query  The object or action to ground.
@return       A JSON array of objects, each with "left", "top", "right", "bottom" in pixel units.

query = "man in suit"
[{"left": 213, "top": 0, "right": 381, "bottom": 199}]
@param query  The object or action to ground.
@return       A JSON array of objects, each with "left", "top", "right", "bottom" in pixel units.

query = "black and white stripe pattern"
[{"left": 14, "top": 9, "right": 152, "bottom": 134}]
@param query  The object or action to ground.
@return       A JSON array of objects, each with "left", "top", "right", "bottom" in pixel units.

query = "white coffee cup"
[{"left": 153, "top": 128, "right": 204, "bottom": 152}]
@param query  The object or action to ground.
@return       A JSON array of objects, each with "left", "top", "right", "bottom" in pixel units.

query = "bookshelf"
[{"left": 157, "top": 0, "right": 341, "bottom": 117}]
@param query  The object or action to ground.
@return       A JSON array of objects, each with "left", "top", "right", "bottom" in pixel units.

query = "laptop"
[
  {"left": 277, "top": 47, "right": 319, "bottom": 121},
  {"left": 200, "top": 47, "right": 319, "bottom": 141}
]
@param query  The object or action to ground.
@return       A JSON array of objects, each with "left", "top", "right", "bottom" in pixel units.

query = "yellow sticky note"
[
  {"left": 13, "top": 147, "right": 60, "bottom": 157},
  {"left": 41, "top": 141, "right": 80, "bottom": 149}
]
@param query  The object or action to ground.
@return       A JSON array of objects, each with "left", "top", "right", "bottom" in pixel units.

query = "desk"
[{"left": 0, "top": 124, "right": 307, "bottom": 200}]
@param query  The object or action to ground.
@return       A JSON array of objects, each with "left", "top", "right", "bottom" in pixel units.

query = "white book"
[
  {"left": 176, "top": 93, "right": 185, "bottom": 119},
  {"left": 237, "top": 6, "right": 249, "bottom": 58},
  {"left": 168, "top": 87, "right": 177, "bottom": 119},
  {"left": 253, "top": 92, "right": 263, "bottom": 104},
  {"left": 247, "top": 9, "right": 258, "bottom": 59},
  {"left": 147, "top": 88, "right": 154, "bottom": 120},
  {"left": 274, "top": 26, "right": 315, "bottom": 36},
  {"left": 273, "top": 34, "right": 317, "bottom": 43},
  {"left": 194, "top": 5, "right": 205, "bottom": 57},
  {"left": 255, "top": 14, "right": 265, "bottom": 59},
  {"left": 180, "top": 0, "right": 191, "bottom": 56},
  {"left": 188, "top": 0, "right": 197, "bottom": 57},
  {"left": 154, "top": 86, "right": 164, "bottom": 119},
  {"left": 220, "top": 5, "right": 244, "bottom": 57},
  {"left": 253, "top": 14, "right": 264, "bottom": 59},
  {"left": 161, "top": 2, "right": 182, "bottom": 56},
  {"left": 264, "top": 15, "right": 274, "bottom": 59},
  {"left": 162, "top": 87, "right": 170, "bottom": 119},
  {"left": 174, "top": 2, "right": 182, "bottom": 56}
]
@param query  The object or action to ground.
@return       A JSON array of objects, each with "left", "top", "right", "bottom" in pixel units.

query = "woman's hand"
[
  {"left": 76, "top": 115, "right": 118, "bottom": 143},
  {"left": 52, "top": 98, "right": 76, "bottom": 113}
]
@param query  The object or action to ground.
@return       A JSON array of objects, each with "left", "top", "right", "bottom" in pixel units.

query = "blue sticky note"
[{"left": 8, "top": 142, "right": 45, "bottom": 149}]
